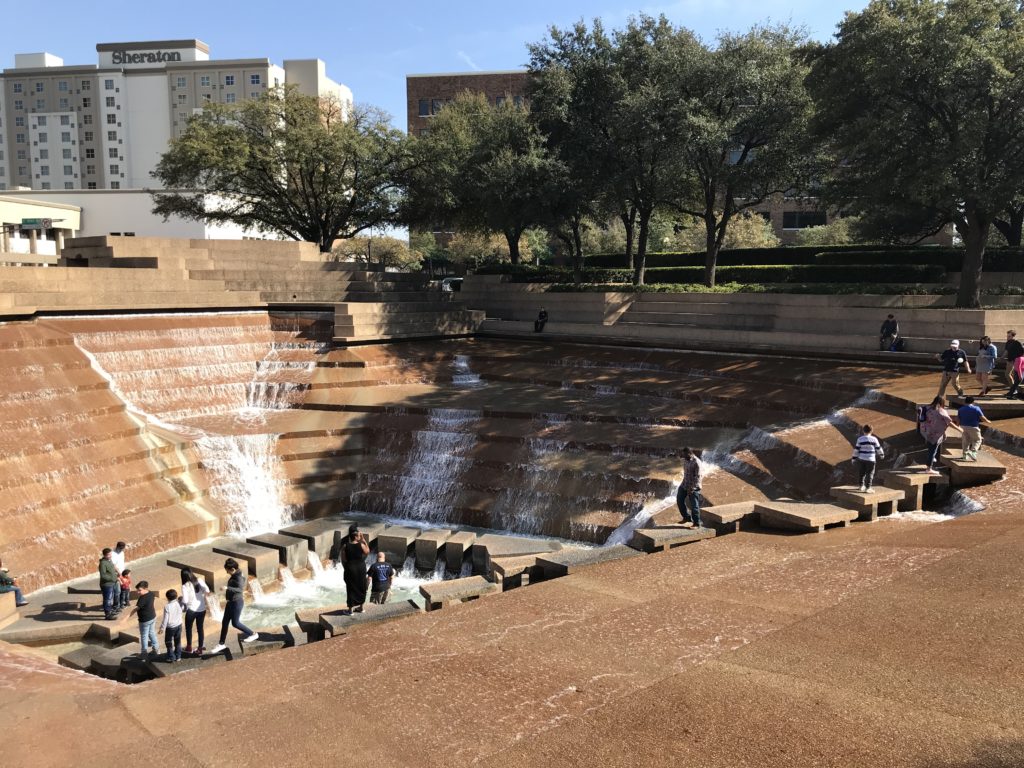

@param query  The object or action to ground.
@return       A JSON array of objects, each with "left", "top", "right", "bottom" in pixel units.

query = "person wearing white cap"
[{"left": 936, "top": 339, "right": 970, "bottom": 398}]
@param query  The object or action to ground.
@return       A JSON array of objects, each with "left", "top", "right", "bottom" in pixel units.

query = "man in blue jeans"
[
  {"left": 98, "top": 547, "right": 120, "bottom": 620},
  {"left": 676, "top": 447, "right": 704, "bottom": 528},
  {"left": 0, "top": 562, "right": 29, "bottom": 607}
]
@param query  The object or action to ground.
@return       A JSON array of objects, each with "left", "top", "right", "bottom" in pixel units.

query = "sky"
[{"left": 3, "top": 0, "right": 868, "bottom": 128}]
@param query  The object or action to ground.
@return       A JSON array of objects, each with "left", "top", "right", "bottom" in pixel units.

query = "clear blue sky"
[{"left": 6, "top": 0, "right": 866, "bottom": 127}]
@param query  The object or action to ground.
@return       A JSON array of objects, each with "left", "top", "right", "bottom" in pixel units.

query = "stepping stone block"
[
  {"left": 535, "top": 544, "right": 644, "bottom": 580},
  {"left": 146, "top": 652, "right": 229, "bottom": 678},
  {"left": 167, "top": 549, "right": 234, "bottom": 592},
  {"left": 377, "top": 526, "right": 421, "bottom": 566},
  {"left": 878, "top": 467, "right": 948, "bottom": 511},
  {"left": 414, "top": 529, "right": 452, "bottom": 571},
  {"left": 283, "top": 622, "right": 308, "bottom": 649},
  {"left": 629, "top": 525, "right": 717, "bottom": 553},
  {"left": 829, "top": 485, "right": 905, "bottom": 521},
  {"left": 471, "top": 535, "right": 562, "bottom": 576},
  {"left": 235, "top": 625, "right": 290, "bottom": 657},
  {"left": 211, "top": 540, "right": 281, "bottom": 583},
  {"left": 754, "top": 501, "right": 858, "bottom": 533},
  {"left": 246, "top": 533, "right": 309, "bottom": 572},
  {"left": 939, "top": 450, "right": 1007, "bottom": 486},
  {"left": 948, "top": 395, "right": 1024, "bottom": 420},
  {"left": 701, "top": 502, "right": 758, "bottom": 533},
  {"left": 490, "top": 555, "right": 538, "bottom": 589},
  {"left": 295, "top": 601, "right": 348, "bottom": 635},
  {"left": 318, "top": 599, "right": 421, "bottom": 638},
  {"left": 420, "top": 576, "right": 499, "bottom": 612},
  {"left": 0, "top": 591, "right": 18, "bottom": 631},
  {"left": 58, "top": 645, "right": 104, "bottom": 672},
  {"left": 279, "top": 518, "right": 348, "bottom": 558},
  {"left": 445, "top": 530, "right": 477, "bottom": 572}
]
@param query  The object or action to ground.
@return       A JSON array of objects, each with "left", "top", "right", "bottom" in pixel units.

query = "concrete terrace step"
[
  {"left": 419, "top": 576, "right": 499, "bottom": 611},
  {"left": 939, "top": 449, "right": 1007, "bottom": 485},
  {"left": 629, "top": 525, "right": 717, "bottom": 553},
  {"left": 534, "top": 544, "right": 644, "bottom": 578},
  {"left": 829, "top": 485, "right": 905, "bottom": 521},
  {"left": 754, "top": 500, "right": 858, "bottom": 533}
]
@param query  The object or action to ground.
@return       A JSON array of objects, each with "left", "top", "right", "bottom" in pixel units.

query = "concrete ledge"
[
  {"left": 146, "top": 652, "right": 229, "bottom": 678},
  {"left": 414, "top": 529, "right": 452, "bottom": 570},
  {"left": 701, "top": 501, "right": 759, "bottom": 533},
  {"left": 211, "top": 540, "right": 281, "bottom": 583},
  {"left": 246, "top": 533, "right": 309, "bottom": 572},
  {"left": 0, "top": 591, "right": 19, "bottom": 631},
  {"left": 279, "top": 518, "right": 347, "bottom": 558},
  {"left": 377, "top": 526, "right": 421, "bottom": 566},
  {"left": 420, "top": 576, "right": 499, "bottom": 612},
  {"left": 940, "top": 450, "right": 1007, "bottom": 486},
  {"left": 236, "top": 625, "right": 291, "bottom": 657},
  {"left": 535, "top": 544, "right": 644, "bottom": 579},
  {"left": 829, "top": 485, "right": 905, "bottom": 521},
  {"left": 629, "top": 526, "right": 717, "bottom": 553},
  {"left": 318, "top": 599, "right": 421, "bottom": 637},
  {"left": 166, "top": 550, "right": 233, "bottom": 592},
  {"left": 490, "top": 555, "right": 538, "bottom": 590},
  {"left": 755, "top": 501, "right": 858, "bottom": 533},
  {"left": 879, "top": 467, "right": 949, "bottom": 511},
  {"left": 471, "top": 535, "right": 562, "bottom": 576},
  {"left": 445, "top": 530, "right": 477, "bottom": 572},
  {"left": 295, "top": 601, "right": 347, "bottom": 636}
]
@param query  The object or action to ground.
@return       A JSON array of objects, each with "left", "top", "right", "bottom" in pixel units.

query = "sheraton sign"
[{"left": 111, "top": 50, "right": 182, "bottom": 65}]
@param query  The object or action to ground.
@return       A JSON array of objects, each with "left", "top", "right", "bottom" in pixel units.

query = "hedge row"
[{"left": 585, "top": 247, "right": 1024, "bottom": 271}]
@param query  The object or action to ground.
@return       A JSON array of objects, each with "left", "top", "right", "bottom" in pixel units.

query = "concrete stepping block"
[
  {"left": 754, "top": 501, "right": 858, "bottom": 533},
  {"left": 877, "top": 467, "right": 949, "bottom": 511},
  {"left": 471, "top": 535, "right": 562, "bottom": 575},
  {"left": 377, "top": 526, "right": 422, "bottom": 566},
  {"left": 939, "top": 450, "right": 1007, "bottom": 486},
  {"left": 490, "top": 555, "right": 538, "bottom": 589},
  {"left": 89, "top": 646, "right": 140, "bottom": 679},
  {"left": 700, "top": 501, "right": 758, "bottom": 533},
  {"left": 420, "top": 576, "right": 500, "bottom": 612},
  {"left": 629, "top": 525, "right": 717, "bottom": 553},
  {"left": 295, "top": 601, "right": 347, "bottom": 641},
  {"left": 146, "top": 652, "right": 229, "bottom": 678},
  {"left": 279, "top": 518, "right": 348, "bottom": 557},
  {"left": 282, "top": 622, "right": 308, "bottom": 648},
  {"left": 236, "top": 625, "right": 290, "bottom": 657},
  {"left": 211, "top": 539, "right": 280, "bottom": 583},
  {"left": 166, "top": 549, "right": 234, "bottom": 592},
  {"left": 445, "top": 530, "right": 477, "bottom": 572},
  {"left": 246, "top": 533, "right": 309, "bottom": 572},
  {"left": 947, "top": 395, "right": 1024, "bottom": 420},
  {"left": 0, "top": 592, "right": 19, "bottom": 631},
  {"left": 535, "top": 544, "right": 644, "bottom": 580},
  {"left": 829, "top": 485, "right": 905, "bottom": 521},
  {"left": 57, "top": 645, "right": 104, "bottom": 671},
  {"left": 318, "top": 599, "right": 422, "bottom": 637},
  {"left": 414, "top": 529, "right": 453, "bottom": 570}
]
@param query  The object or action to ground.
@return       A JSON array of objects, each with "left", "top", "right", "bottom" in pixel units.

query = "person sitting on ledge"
[
  {"left": 0, "top": 558, "right": 29, "bottom": 607},
  {"left": 534, "top": 307, "right": 548, "bottom": 333},
  {"left": 879, "top": 314, "right": 900, "bottom": 351}
]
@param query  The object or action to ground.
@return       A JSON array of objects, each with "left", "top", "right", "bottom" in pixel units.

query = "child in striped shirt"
[{"left": 852, "top": 424, "right": 884, "bottom": 492}]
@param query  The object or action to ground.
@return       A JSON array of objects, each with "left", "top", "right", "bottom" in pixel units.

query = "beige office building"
[{"left": 0, "top": 39, "right": 352, "bottom": 192}]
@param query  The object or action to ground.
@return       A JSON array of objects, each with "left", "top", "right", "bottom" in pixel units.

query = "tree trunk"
[
  {"left": 957, "top": 210, "right": 990, "bottom": 309},
  {"left": 704, "top": 215, "right": 720, "bottom": 288},
  {"left": 319, "top": 235, "right": 334, "bottom": 253},
  {"left": 993, "top": 204, "right": 1024, "bottom": 247},
  {"left": 621, "top": 205, "right": 637, "bottom": 271},
  {"left": 506, "top": 230, "right": 521, "bottom": 266},
  {"left": 633, "top": 211, "right": 650, "bottom": 286},
  {"left": 572, "top": 219, "right": 584, "bottom": 285}
]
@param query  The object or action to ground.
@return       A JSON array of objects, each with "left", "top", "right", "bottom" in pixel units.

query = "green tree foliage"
[
  {"left": 794, "top": 216, "right": 860, "bottom": 247},
  {"left": 152, "top": 87, "right": 410, "bottom": 253},
  {"left": 807, "top": 0, "right": 1024, "bottom": 307},
  {"left": 672, "top": 211, "right": 781, "bottom": 251},
  {"left": 332, "top": 234, "right": 423, "bottom": 271},
  {"left": 406, "top": 93, "right": 555, "bottom": 265}
]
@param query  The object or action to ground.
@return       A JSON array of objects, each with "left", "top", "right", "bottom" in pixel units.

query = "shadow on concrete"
[{"left": 925, "top": 739, "right": 1024, "bottom": 768}]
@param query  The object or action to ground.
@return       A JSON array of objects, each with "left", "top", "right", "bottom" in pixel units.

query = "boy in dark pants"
[
  {"left": 159, "top": 589, "right": 184, "bottom": 662},
  {"left": 852, "top": 424, "right": 884, "bottom": 492}
]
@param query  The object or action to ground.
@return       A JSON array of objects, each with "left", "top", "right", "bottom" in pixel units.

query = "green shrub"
[
  {"left": 638, "top": 263, "right": 945, "bottom": 283},
  {"left": 547, "top": 282, "right": 957, "bottom": 295}
]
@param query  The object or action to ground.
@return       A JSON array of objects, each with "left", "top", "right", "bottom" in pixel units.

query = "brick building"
[{"left": 406, "top": 70, "right": 528, "bottom": 137}]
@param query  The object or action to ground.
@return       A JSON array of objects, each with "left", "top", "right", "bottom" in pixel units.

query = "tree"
[
  {"left": 994, "top": 202, "right": 1024, "bottom": 247},
  {"left": 807, "top": 0, "right": 1024, "bottom": 307},
  {"left": 445, "top": 231, "right": 516, "bottom": 268},
  {"left": 152, "top": 87, "right": 409, "bottom": 252},
  {"left": 406, "top": 93, "right": 555, "bottom": 265},
  {"left": 332, "top": 234, "right": 423, "bottom": 271},
  {"left": 794, "top": 216, "right": 860, "bottom": 246},
  {"left": 672, "top": 211, "right": 781, "bottom": 251},
  {"left": 671, "top": 25, "right": 818, "bottom": 287}
]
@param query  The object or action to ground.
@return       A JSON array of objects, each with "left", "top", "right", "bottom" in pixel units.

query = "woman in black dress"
[{"left": 341, "top": 524, "right": 370, "bottom": 614}]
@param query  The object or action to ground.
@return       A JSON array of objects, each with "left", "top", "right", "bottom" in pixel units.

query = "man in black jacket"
[{"left": 1005, "top": 330, "right": 1023, "bottom": 389}]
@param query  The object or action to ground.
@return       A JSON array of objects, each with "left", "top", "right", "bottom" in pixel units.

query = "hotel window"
[
  {"left": 37, "top": 132, "right": 47, "bottom": 142},
  {"left": 40, "top": 165, "right": 49, "bottom": 176},
  {"left": 105, "top": 97, "right": 115, "bottom": 107},
  {"left": 109, "top": 164, "right": 119, "bottom": 175},
  {"left": 36, "top": 116, "right": 47, "bottom": 127},
  {"left": 200, "top": 75, "right": 211, "bottom": 87},
  {"left": 35, "top": 82, "right": 44, "bottom": 92},
  {"left": 224, "top": 75, "right": 235, "bottom": 85},
  {"left": 418, "top": 99, "right": 429, "bottom": 117},
  {"left": 225, "top": 93, "right": 236, "bottom": 103},
  {"left": 58, "top": 80, "right": 68, "bottom": 92},
  {"left": 61, "top": 132, "right": 71, "bottom": 142},
  {"left": 250, "top": 74, "right": 261, "bottom": 85},
  {"left": 59, "top": 98, "right": 69, "bottom": 110},
  {"left": 14, "top": 117, "right": 24, "bottom": 127},
  {"left": 15, "top": 133, "right": 25, "bottom": 143},
  {"left": 12, "top": 83, "right": 22, "bottom": 93},
  {"left": 178, "top": 94, "right": 187, "bottom": 104},
  {"left": 63, "top": 149, "right": 72, "bottom": 159},
  {"left": 85, "top": 148, "right": 95, "bottom": 158},
  {"left": 36, "top": 99, "right": 45, "bottom": 109},
  {"left": 87, "top": 182, "right": 97, "bottom": 189},
  {"left": 41, "top": 182, "right": 50, "bottom": 189},
  {"left": 86, "top": 165, "right": 96, "bottom": 174},
  {"left": 63, "top": 165, "right": 73, "bottom": 175},
  {"left": 178, "top": 112, "right": 187, "bottom": 121},
  {"left": 106, "top": 114, "right": 116, "bottom": 124},
  {"left": 105, "top": 79, "right": 114, "bottom": 90},
  {"left": 84, "top": 132, "right": 94, "bottom": 142},
  {"left": 83, "top": 115, "right": 92, "bottom": 124},
  {"left": 108, "top": 148, "right": 118, "bottom": 158},
  {"left": 782, "top": 211, "right": 827, "bottom": 230},
  {"left": 83, "top": 97, "right": 91, "bottom": 108},
  {"left": 176, "top": 76, "right": 187, "bottom": 88},
  {"left": 110, "top": 181, "right": 120, "bottom": 189},
  {"left": 81, "top": 80, "right": 90, "bottom": 90},
  {"left": 17, "top": 166, "right": 26, "bottom": 175},
  {"left": 13, "top": 100, "right": 23, "bottom": 110},
  {"left": 38, "top": 149, "right": 48, "bottom": 159},
  {"left": 495, "top": 95, "right": 505, "bottom": 106},
  {"left": 107, "top": 131, "right": 116, "bottom": 141},
  {"left": 60, "top": 115, "right": 70, "bottom": 126},
  {"left": 16, "top": 149, "right": 25, "bottom": 160},
  {"left": 64, "top": 182, "right": 74, "bottom": 189}
]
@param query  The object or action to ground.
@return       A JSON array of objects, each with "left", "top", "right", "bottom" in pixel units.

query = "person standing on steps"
[
  {"left": 936, "top": 340, "right": 970, "bottom": 398},
  {"left": 1005, "top": 330, "right": 1023, "bottom": 390},
  {"left": 341, "top": 525, "right": 370, "bottom": 614},
  {"left": 920, "top": 396, "right": 962, "bottom": 475},
  {"left": 210, "top": 558, "right": 258, "bottom": 653},
  {"left": 851, "top": 424, "right": 884, "bottom": 492},
  {"left": 110, "top": 541, "right": 127, "bottom": 598},
  {"left": 367, "top": 552, "right": 396, "bottom": 605},
  {"left": 98, "top": 547, "right": 120, "bottom": 620},
  {"left": 128, "top": 581, "right": 158, "bottom": 657},
  {"left": 955, "top": 396, "right": 993, "bottom": 462},
  {"left": 180, "top": 568, "right": 210, "bottom": 656},
  {"left": 975, "top": 336, "right": 997, "bottom": 395},
  {"left": 676, "top": 447, "right": 704, "bottom": 528},
  {"left": 159, "top": 589, "right": 184, "bottom": 663}
]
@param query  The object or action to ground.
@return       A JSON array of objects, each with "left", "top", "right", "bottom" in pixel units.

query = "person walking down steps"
[
  {"left": 676, "top": 447, "right": 704, "bottom": 528},
  {"left": 852, "top": 424, "right": 884, "bottom": 492}
]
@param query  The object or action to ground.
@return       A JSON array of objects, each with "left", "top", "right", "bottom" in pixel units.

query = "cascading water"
[
  {"left": 248, "top": 577, "right": 265, "bottom": 601},
  {"left": 451, "top": 354, "right": 483, "bottom": 387}
]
